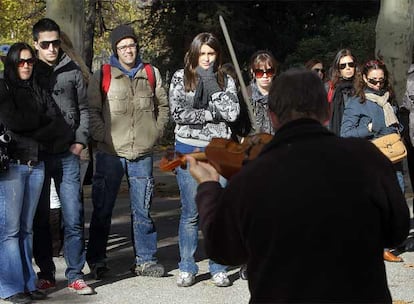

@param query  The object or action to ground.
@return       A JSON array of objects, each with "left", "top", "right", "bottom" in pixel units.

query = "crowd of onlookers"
[{"left": 0, "top": 16, "right": 413, "bottom": 304}]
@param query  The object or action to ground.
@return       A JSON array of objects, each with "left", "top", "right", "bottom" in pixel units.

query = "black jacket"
[
  {"left": 0, "top": 78, "right": 71, "bottom": 161},
  {"left": 196, "top": 118, "right": 410, "bottom": 303}
]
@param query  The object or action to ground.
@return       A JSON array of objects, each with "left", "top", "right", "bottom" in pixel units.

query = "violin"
[{"left": 159, "top": 133, "right": 273, "bottom": 179}]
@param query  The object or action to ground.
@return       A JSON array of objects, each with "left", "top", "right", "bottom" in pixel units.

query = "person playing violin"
[
  {"left": 168, "top": 32, "right": 240, "bottom": 287},
  {"left": 187, "top": 68, "right": 409, "bottom": 303}
]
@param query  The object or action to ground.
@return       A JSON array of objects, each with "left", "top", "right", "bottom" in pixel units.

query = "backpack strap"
[
  {"left": 101, "top": 64, "right": 111, "bottom": 96},
  {"left": 101, "top": 63, "right": 155, "bottom": 96},
  {"left": 143, "top": 63, "right": 156, "bottom": 93}
]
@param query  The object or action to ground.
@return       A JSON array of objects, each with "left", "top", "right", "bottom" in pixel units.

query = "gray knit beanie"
[{"left": 110, "top": 25, "right": 138, "bottom": 55}]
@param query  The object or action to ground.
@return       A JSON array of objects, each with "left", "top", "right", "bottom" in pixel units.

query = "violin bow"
[{"left": 219, "top": 15, "right": 257, "bottom": 133}]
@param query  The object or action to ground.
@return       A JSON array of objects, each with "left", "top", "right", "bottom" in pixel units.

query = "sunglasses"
[
  {"left": 38, "top": 39, "right": 61, "bottom": 50},
  {"left": 367, "top": 78, "right": 385, "bottom": 86},
  {"left": 313, "top": 68, "right": 325, "bottom": 73},
  {"left": 254, "top": 68, "right": 275, "bottom": 78},
  {"left": 339, "top": 62, "right": 355, "bottom": 70},
  {"left": 17, "top": 58, "right": 35, "bottom": 67}
]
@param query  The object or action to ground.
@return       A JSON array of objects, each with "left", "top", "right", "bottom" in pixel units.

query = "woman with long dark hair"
[
  {"left": 327, "top": 49, "right": 357, "bottom": 135},
  {"left": 0, "top": 42, "right": 67, "bottom": 303},
  {"left": 169, "top": 32, "right": 239, "bottom": 288},
  {"left": 304, "top": 58, "right": 325, "bottom": 81}
]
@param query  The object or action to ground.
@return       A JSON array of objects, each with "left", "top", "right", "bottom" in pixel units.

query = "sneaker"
[
  {"left": 36, "top": 279, "right": 56, "bottom": 290},
  {"left": 176, "top": 271, "right": 196, "bottom": 287},
  {"left": 211, "top": 272, "right": 231, "bottom": 287},
  {"left": 90, "top": 263, "right": 110, "bottom": 280},
  {"left": 4, "top": 292, "right": 31, "bottom": 304},
  {"left": 132, "top": 262, "right": 165, "bottom": 277},
  {"left": 239, "top": 264, "right": 248, "bottom": 280},
  {"left": 26, "top": 290, "right": 46, "bottom": 300},
  {"left": 68, "top": 279, "right": 94, "bottom": 295}
]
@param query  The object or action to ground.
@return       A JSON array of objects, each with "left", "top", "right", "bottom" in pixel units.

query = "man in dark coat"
[
  {"left": 187, "top": 69, "right": 410, "bottom": 303},
  {"left": 31, "top": 18, "right": 93, "bottom": 295}
]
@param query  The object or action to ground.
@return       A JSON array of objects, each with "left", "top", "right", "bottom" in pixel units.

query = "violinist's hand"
[{"left": 186, "top": 155, "right": 220, "bottom": 184}]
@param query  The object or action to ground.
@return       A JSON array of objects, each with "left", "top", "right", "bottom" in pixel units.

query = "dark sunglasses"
[
  {"left": 17, "top": 58, "right": 35, "bottom": 67},
  {"left": 38, "top": 39, "right": 61, "bottom": 50},
  {"left": 339, "top": 62, "right": 355, "bottom": 69},
  {"left": 254, "top": 68, "right": 275, "bottom": 78},
  {"left": 367, "top": 78, "right": 385, "bottom": 86},
  {"left": 313, "top": 68, "right": 325, "bottom": 73}
]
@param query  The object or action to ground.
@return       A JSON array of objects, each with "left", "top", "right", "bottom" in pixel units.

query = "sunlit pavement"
[{"left": 8, "top": 155, "right": 413, "bottom": 303}]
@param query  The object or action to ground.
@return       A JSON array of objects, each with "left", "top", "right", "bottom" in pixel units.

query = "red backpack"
[{"left": 101, "top": 63, "right": 156, "bottom": 96}]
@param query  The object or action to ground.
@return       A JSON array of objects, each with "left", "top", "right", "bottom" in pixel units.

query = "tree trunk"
[
  {"left": 84, "top": 0, "right": 97, "bottom": 70},
  {"left": 46, "top": 0, "right": 85, "bottom": 59},
  {"left": 376, "top": 0, "right": 414, "bottom": 105}
]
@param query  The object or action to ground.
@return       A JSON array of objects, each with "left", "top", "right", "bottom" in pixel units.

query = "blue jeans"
[
  {"left": 87, "top": 151, "right": 158, "bottom": 266},
  {"left": 33, "top": 151, "right": 85, "bottom": 283},
  {"left": 175, "top": 141, "right": 227, "bottom": 275},
  {"left": 0, "top": 162, "right": 44, "bottom": 298}
]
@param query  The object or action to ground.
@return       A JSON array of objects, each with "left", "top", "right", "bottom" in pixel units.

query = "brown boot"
[{"left": 383, "top": 251, "right": 403, "bottom": 262}]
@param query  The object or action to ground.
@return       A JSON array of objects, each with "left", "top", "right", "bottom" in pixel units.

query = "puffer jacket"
[
  {"left": 34, "top": 52, "right": 89, "bottom": 152},
  {"left": 88, "top": 64, "right": 169, "bottom": 160}
]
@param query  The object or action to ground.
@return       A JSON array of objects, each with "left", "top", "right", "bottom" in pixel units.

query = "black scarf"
[{"left": 329, "top": 80, "right": 354, "bottom": 136}]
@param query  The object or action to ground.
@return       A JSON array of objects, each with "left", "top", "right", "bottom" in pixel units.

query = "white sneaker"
[
  {"left": 211, "top": 272, "right": 231, "bottom": 287},
  {"left": 176, "top": 271, "right": 196, "bottom": 287}
]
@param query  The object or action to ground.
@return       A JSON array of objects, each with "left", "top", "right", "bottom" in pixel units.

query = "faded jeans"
[
  {"left": 0, "top": 162, "right": 44, "bottom": 298},
  {"left": 87, "top": 151, "right": 158, "bottom": 266},
  {"left": 175, "top": 141, "right": 227, "bottom": 275}
]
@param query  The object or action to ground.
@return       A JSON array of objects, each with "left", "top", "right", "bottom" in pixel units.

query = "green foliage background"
[{"left": 0, "top": 0, "right": 379, "bottom": 74}]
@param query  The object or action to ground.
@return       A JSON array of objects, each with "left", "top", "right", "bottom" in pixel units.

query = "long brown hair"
[
  {"left": 184, "top": 32, "right": 225, "bottom": 92},
  {"left": 329, "top": 48, "right": 357, "bottom": 89},
  {"left": 60, "top": 31, "right": 90, "bottom": 85},
  {"left": 354, "top": 59, "right": 395, "bottom": 104}
]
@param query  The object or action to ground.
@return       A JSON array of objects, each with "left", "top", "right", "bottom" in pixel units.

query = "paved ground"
[{"left": 4, "top": 155, "right": 414, "bottom": 304}]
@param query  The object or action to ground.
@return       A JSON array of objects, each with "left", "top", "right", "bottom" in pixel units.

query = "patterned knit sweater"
[{"left": 169, "top": 69, "right": 240, "bottom": 147}]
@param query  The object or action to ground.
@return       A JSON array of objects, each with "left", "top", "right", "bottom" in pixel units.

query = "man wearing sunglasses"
[{"left": 31, "top": 18, "right": 93, "bottom": 295}]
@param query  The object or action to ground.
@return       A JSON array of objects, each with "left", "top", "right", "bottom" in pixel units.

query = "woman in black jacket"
[
  {"left": 326, "top": 49, "right": 358, "bottom": 135},
  {"left": 0, "top": 42, "right": 67, "bottom": 304}
]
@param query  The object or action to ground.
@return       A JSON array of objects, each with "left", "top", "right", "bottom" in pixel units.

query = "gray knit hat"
[{"left": 110, "top": 25, "right": 138, "bottom": 55}]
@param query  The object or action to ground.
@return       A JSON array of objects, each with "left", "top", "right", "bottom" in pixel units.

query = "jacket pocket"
[
  {"left": 108, "top": 93, "right": 128, "bottom": 115},
  {"left": 137, "top": 93, "right": 154, "bottom": 111}
]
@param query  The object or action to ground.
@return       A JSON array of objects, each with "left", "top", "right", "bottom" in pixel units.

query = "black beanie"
[{"left": 110, "top": 25, "right": 138, "bottom": 55}]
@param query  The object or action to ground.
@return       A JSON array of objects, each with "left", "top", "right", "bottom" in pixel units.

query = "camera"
[{"left": 0, "top": 132, "right": 10, "bottom": 172}]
